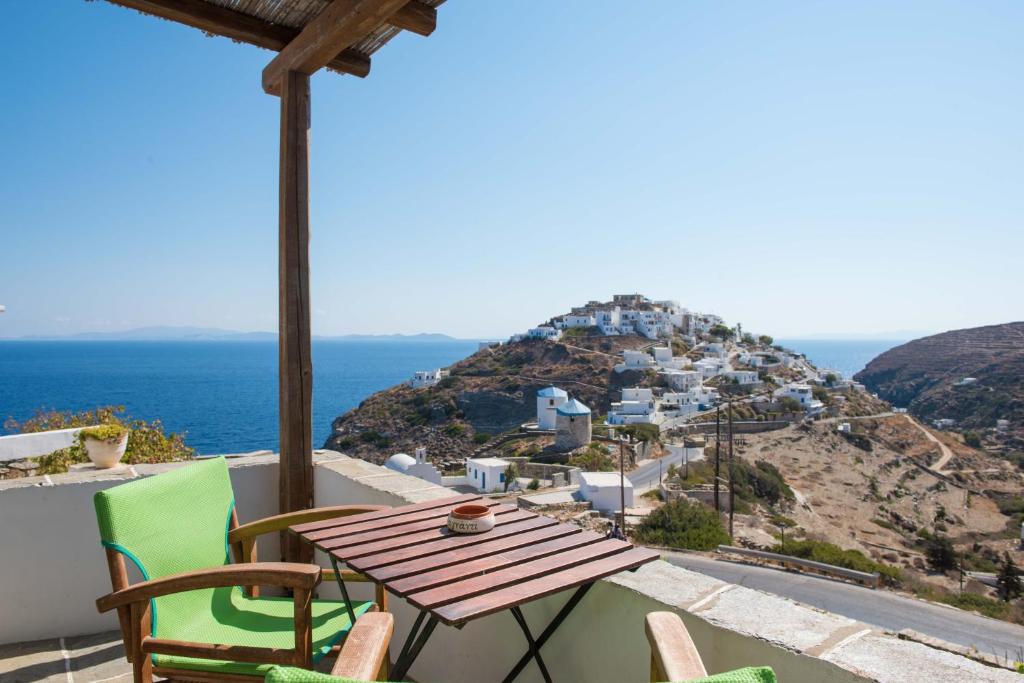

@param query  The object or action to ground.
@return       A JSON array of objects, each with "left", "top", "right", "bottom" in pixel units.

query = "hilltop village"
[{"left": 326, "top": 292, "right": 871, "bottom": 500}]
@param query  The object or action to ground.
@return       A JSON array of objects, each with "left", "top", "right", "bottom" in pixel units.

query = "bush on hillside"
[
  {"left": 634, "top": 498, "right": 730, "bottom": 550},
  {"left": 730, "top": 459, "right": 794, "bottom": 506},
  {"left": 923, "top": 533, "right": 958, "bottom": 572},
  {"left": 774, "top": 539, "right": 901, "bottom": 584},
  {"left": 569, "top": 444, "right": 616, "bottom": 471}
]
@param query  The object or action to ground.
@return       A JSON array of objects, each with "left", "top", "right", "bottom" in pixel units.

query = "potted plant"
[{"left": 80, "top": 424, "right": 129, "bottom": 469}]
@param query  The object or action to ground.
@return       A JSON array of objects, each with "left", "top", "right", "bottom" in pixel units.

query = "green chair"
[
  {"left": 94, "top": 456, "right": 389, "bottom": 682},
  {"left": 264, "top": 611, "right": 775, "bottom": 683}
]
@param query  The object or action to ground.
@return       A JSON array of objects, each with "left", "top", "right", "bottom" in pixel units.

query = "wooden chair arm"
[
  {"left": 330, "top": 612, "right": 394, "bottom": 681},
  {"left": 228, "top": 505, "right": 389, "bottom": 546},
  {"left": 645, "top": 612, "right": 707, "bottom": 682},
  {"left": 96, "top": 562, "right": 321, "bottom": 613}
]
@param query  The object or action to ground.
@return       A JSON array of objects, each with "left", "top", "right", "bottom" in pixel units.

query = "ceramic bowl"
[{"left": 447, "top": 504, "right": 496, "bottom": 534}]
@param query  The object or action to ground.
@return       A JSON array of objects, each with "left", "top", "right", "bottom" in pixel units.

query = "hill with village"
[{"left": 324, "top": 295, "right": 1024, "bottom": 617}]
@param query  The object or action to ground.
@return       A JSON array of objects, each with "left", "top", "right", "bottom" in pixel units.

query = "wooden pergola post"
[{"left": 278, "top": 69, "right": 313, "bottom": 562}]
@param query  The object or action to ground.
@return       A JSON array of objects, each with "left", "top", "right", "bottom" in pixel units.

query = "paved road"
[
  {"left": 664, "top": 552, "right": 1024, "bottom": 658},
  {"left": 628, "top": 449, "right": 705, "bottom": 489}
]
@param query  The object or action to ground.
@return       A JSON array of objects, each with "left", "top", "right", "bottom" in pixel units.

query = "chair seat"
[{"left": 153, "top": 586, "right": 374, "bottom": 677}]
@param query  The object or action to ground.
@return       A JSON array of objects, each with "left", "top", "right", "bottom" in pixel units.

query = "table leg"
[
  {"left": 509, "top": 606, "right": 552, "bottom": 683},
  {"left": 329, "top": 556, "right": 358, "bottom": 626},
  {"left": 502, "top": 582, "right": 595, "bottom": 683},
  {"left": 391, "top": 612, "right": 438, "bottom": 681}
]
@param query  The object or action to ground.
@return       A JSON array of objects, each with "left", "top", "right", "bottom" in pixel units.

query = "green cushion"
[
  {"left": 95, "top": 457, "right": 373, "bottom": 677},
  {"left": 263, "top": 665, "right": 776, "bottom": 683},
  {"left": 265, "top": 665, "right": 366, "bottom": 682},
  {"left": 686, "top": 667, "right": 776, "bottom": 683},
  {"left": 156, "top": 591, "right": 373, "bottom": 676},
  {"left": 95, "top": 456, "right": 236, "bottom": 580}
]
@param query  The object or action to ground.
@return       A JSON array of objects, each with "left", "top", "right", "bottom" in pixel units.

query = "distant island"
[{"left": 9, "top": 326, "right": 464, "bottom": 343}]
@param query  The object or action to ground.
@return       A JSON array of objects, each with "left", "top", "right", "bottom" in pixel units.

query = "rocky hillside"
[
  {"left": 854, "top": 322, "right": 1024, "bottom": 432},
  {"left": 323, "top": 334, "right": 656, "bottom": 464}
]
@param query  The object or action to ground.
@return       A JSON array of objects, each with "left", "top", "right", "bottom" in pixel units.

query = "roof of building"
[
  {"left": 537, "top": 386, "right": 568, "bottom": 398},
  {"left": 385, "top": 453, "right": 416, "bottom": 472},
  {"left": 466, "top": 457, "right": 510, "bottom": 467},
  {"left": 557, "top": 398, "right": 591, "bottom": 416},
  {"left": 578, "top": 471, "right": 633, "bottom": 488}
]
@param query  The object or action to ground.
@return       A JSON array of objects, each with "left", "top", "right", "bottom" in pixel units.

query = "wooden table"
[{"left": 291, "top": 493, "right": 659, "bottom": 682}]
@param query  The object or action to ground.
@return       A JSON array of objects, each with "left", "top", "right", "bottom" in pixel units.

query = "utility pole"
[
  {"left": 728, "top": 400, "right": 735, "bottom": 541},
  {"left": 714, "top": 406, "right": 721, "bottom": 512},
  {"left": 616, "top": 435, "right": 627, "bottom": 540}
]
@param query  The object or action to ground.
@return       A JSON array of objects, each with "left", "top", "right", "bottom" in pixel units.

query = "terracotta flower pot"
[
  {"left": 447, "top": 504, "right": 496, "bottom": 534},
  {"left": 84, "top": 432, "right": 129, "bottom": 469}
]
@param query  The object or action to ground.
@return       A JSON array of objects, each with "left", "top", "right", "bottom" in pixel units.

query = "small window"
[{"left": 499, "top": 473, "right": 505, "bottom": 483}]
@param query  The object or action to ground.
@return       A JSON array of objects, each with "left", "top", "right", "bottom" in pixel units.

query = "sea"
[{"left": 0, "top": 338, "right": 903, "bottom": 455}]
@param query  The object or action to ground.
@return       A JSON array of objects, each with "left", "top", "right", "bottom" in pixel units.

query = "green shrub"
[
  {"left": 775, "top": 539, "right": 901, "bottom": 584},
  {"left": 923, "top": 534, "right": 957, "bottom": 572},
  {"left": 80, "top": 424, "right": 128, "bottom": 442},
  {"left": 962, "top": 431, "right": 982, "bottom": 448},
  {"left": 473, "top": 432, "right": 491, "bottom": 444},
  {"left": 569, "top": 444, "right": 616, "bottom": 471},
  {"left": 527, "top": 478, "right": 540, "bottom": 490},
  {"left": 617, "top": 423, "right": 660, "bottom": 443},
  {"left": 444, "top": 423, "right": 466, "bottom": 438},
  {"left": 634, "top": 499, "right": 730, "bottom": 550},
  {"left": 359, "top": 430, "right": 391, "bottom": 448},
  {"left": 8, "top": 406, "right": 193, "bottom": 475},
  {"left": 730, "top": 459, "right": 793, "bottom": 506}
]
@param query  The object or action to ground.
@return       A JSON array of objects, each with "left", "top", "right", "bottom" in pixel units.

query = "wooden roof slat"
[
  {"left": 106, "top": 0, "right": 372, "bottom": 77},
  {"left": 261, "top": 0, "right": 412, "bottom": 94}
]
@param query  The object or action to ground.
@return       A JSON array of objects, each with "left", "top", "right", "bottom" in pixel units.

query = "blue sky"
[{"left": 1, "top": 1, "right": 1021, "bottom": 339}]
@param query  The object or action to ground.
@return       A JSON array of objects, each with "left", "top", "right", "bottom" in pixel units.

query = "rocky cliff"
[
  {"left": 854, "top": 322, "right": 1024, "bottom": 431},
  {"left": 322, "top": 334, "right": 655, "bottom": 464}
]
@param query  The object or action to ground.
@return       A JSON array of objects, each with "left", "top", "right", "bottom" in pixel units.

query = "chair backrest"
[{"left": 94, "top": 457, "right": 235, "bottom": 580}]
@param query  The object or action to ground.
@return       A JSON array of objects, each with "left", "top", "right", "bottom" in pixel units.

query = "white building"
[
  {"left": 410, "top": 368, "right": 448, "bottom": 389},
  {"left": 774, "top": 383, "right": 823, "bottom": 415},
  {"left": 693, "top": 358, "right": 731, "bottom": 379},
  {"left": 528, "top": 326, "right": 561, "bottom": 341},
  {"left": 384, "top": 447, "right": 442, "bottom": 485},
  {"left": 662, "top": 369, "right": 702, "bottom": 392},
  {"left": 536, "top": 386, "right": 569, "bottom": 430},
  {"left": 594, "top": 307, "right": 621, "bottom": 335},
  {"left": 577, "top": 471, "right": 633, "bottom": 514},
  {"left": 607, "top": 387, "right": 660, "bottom": 425},
  {"left": 561, "top": 314, "right": 596, "bottom": 329},
  {"left": 621, "top": 349, "right": 656, "bottom": 369},
  {"left": 652, "top": 347, "right": 673, "bottom": 365},
  {"left": 723, "top": 370, "right": 759, "bottom": 386},
  {"left": 703, "top": 342, "right": 728, "bottom": 358},
  {"left": 466, "top": 457, "right": 512, "bottom": 493}
]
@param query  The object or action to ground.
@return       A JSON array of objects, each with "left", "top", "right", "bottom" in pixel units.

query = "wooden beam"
[
  {"left": 105, "top": 0, "right": 371, "bottom": 77},
  {"left": 390, "top": 1, "right": 437, "bottom": 37},
  {"left": 278, "top": 70, "right": 314, "bottom": 563},
  {"left": 262, "top": 0, "right": 411, "bottom": 94}
]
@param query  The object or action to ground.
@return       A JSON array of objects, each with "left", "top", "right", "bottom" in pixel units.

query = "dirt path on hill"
[{"left": 904, "top": 415, "right": 954, "bottom": 472}]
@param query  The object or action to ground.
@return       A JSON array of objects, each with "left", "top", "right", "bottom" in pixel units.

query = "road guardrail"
[{"left": 717, "top": 545, "right": 880, "bottom": 588}]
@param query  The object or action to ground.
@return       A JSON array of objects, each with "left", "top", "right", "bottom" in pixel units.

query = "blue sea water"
[
  {"left": 0, "top": 338, "right": 904, "bottom": 455},
  {"left": 0, "top": 340, "right": 478, "bottom": 455},
  {"left": 776, "top": 339, "right": 906, "bottom": 378}
]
